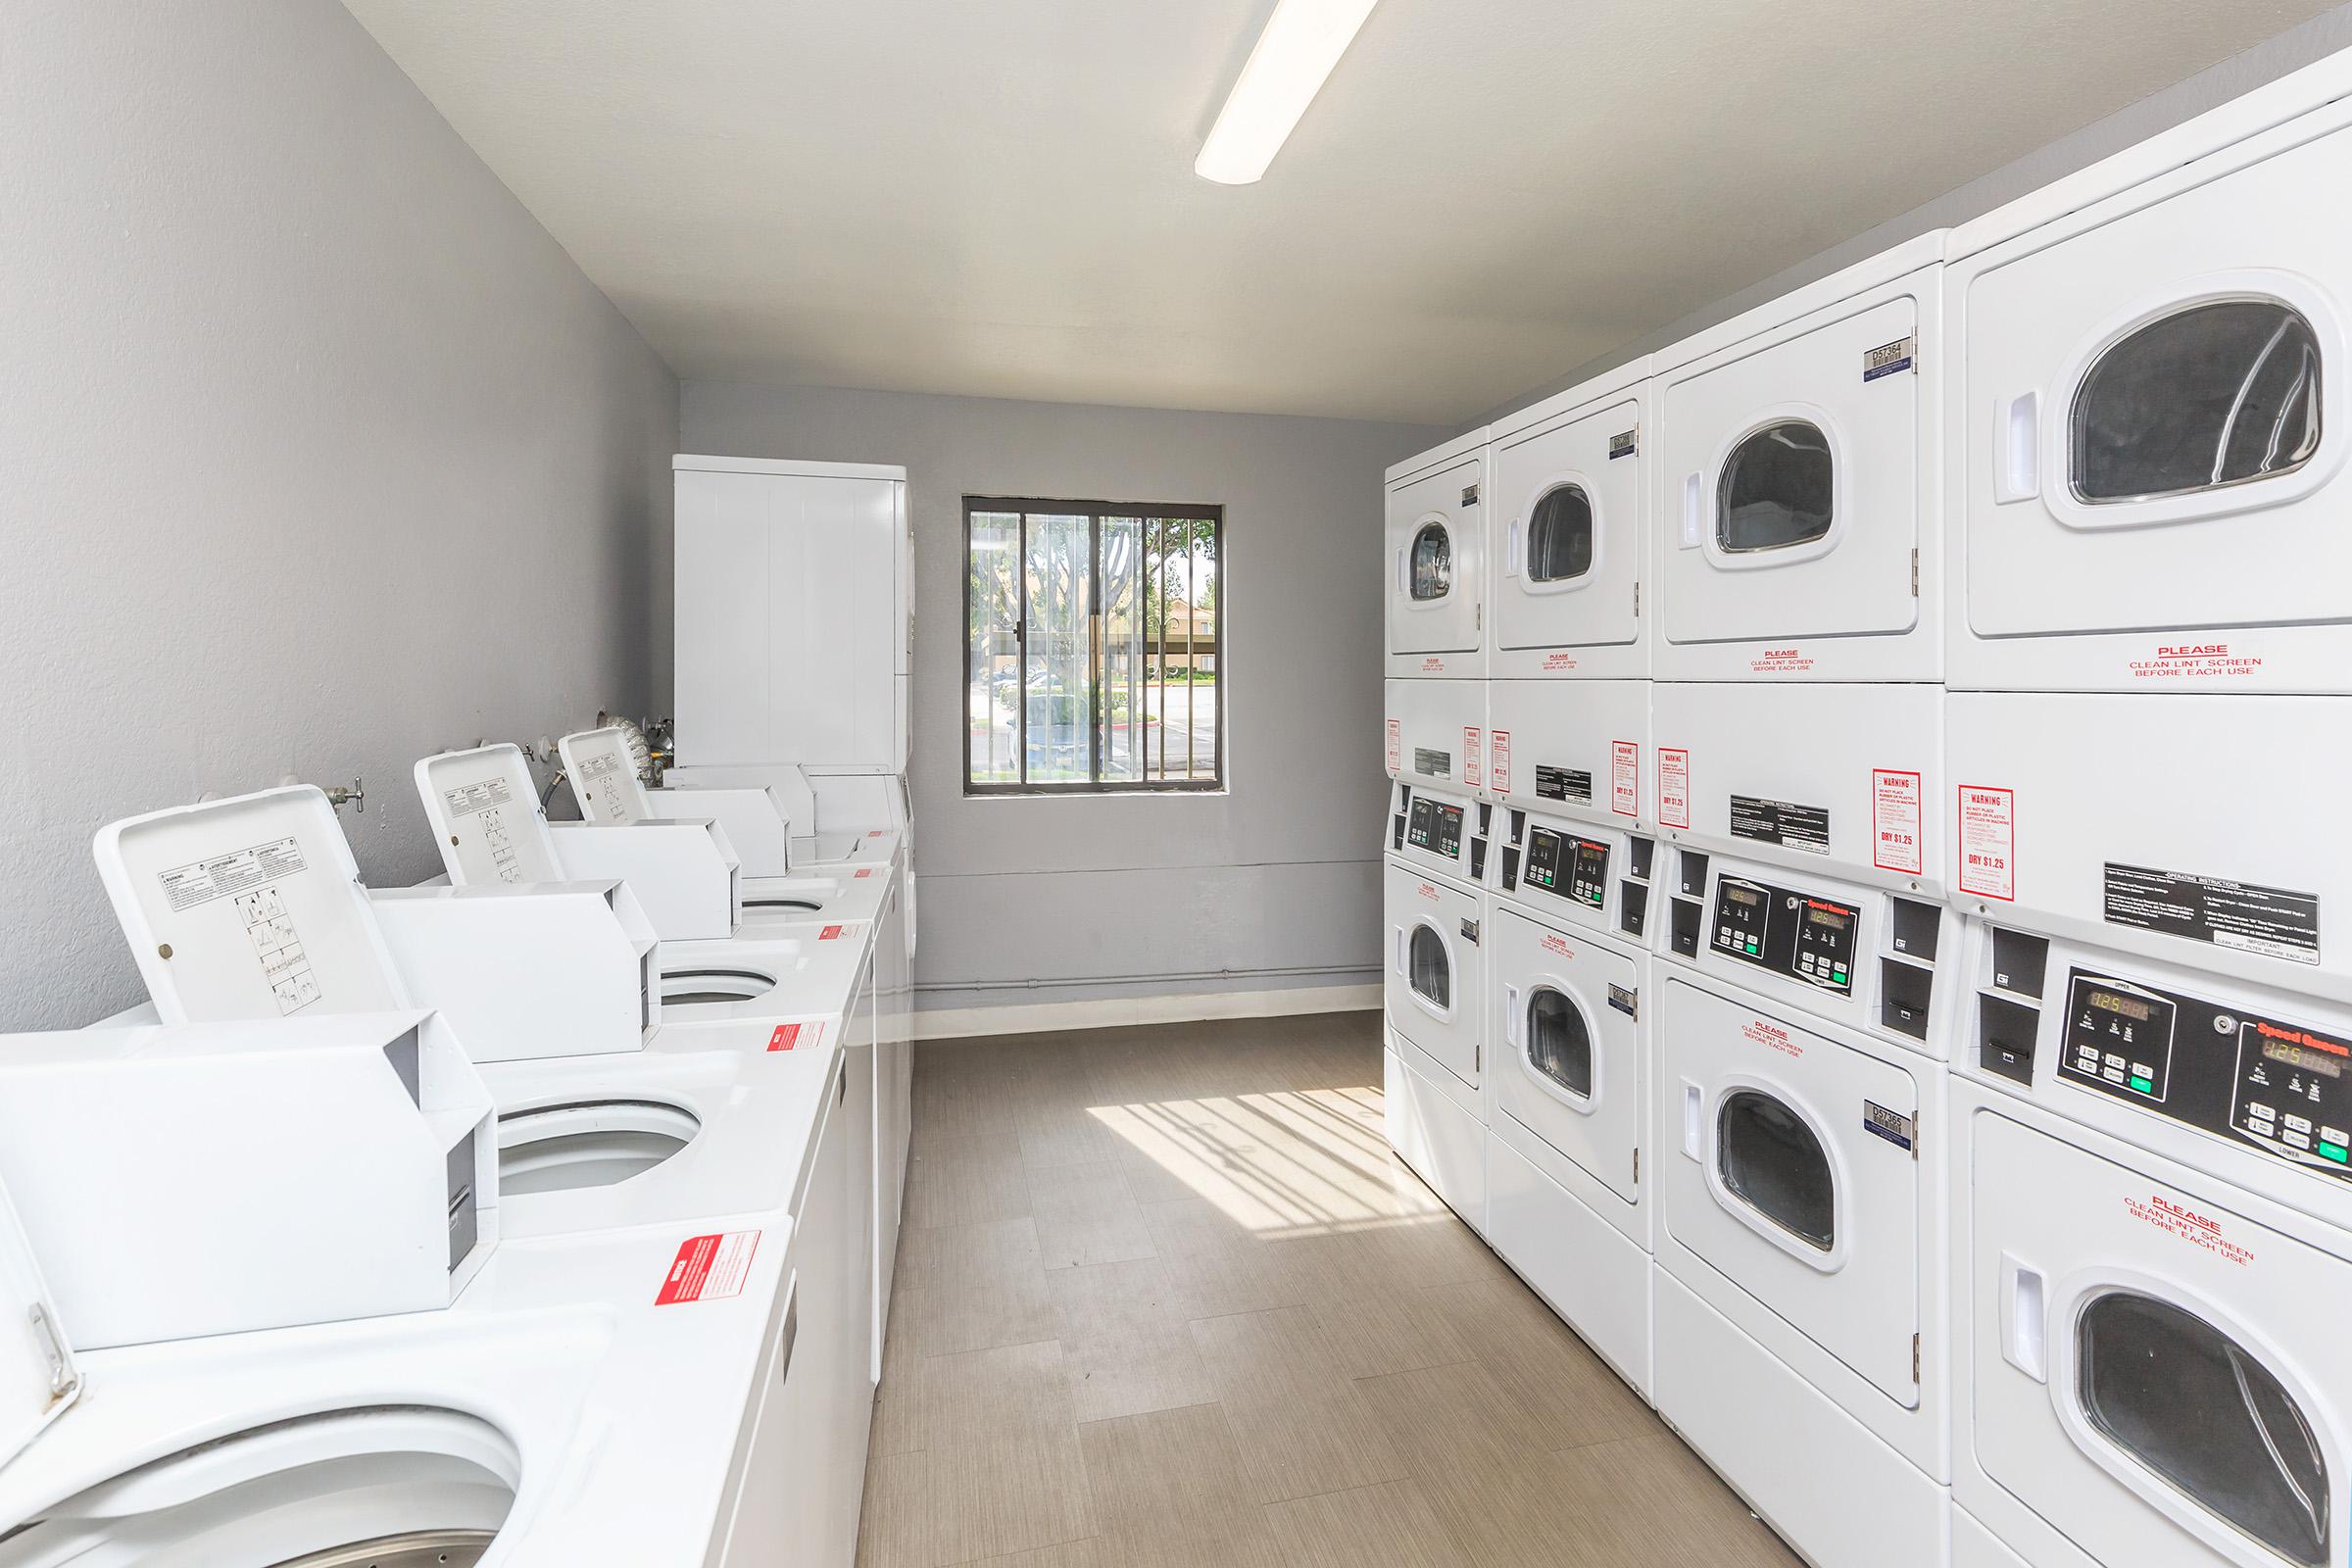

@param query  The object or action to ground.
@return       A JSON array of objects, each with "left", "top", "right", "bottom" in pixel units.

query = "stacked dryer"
[
  {"left": 1643, "top": 232, "right": 1961, "bottom": 1568},
  {"left": 1939, "top": 56, "right": 2352, "bottom": 1568},
  {"left": 1479, "top": 359, "right": 1662, "bottom": 1398},
  {"left": 1381, "top": 428, "right": 1494, "bottom": 1229}
]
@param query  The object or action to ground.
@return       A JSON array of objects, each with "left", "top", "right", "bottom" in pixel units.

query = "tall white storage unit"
[{"left": 1942, "top": 53, "right": 2352, "bottom": 1568}]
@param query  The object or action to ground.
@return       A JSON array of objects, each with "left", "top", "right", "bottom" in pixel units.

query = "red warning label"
[
  {"left": 1420, "top": 656, "right": 1446, "bottom": 673},
  {"left": 1386, "top": 718, "right": 1401, "bottom": 774},
  {"left": 819, "top": 923, "right": 846, "bottom": 941},
  {"left": 2125, "top": 1195, "right": 2253, "bottom": 1266},
  {"left": 1748, "top": 647, "right": 1815, "bottom": 675},
  {"left": 855, "top": 867, "right": 875, "bottom": 879},
  {"left": 1542, "top": 652, "right": 1579, "bottom": 671},
  {"left": 1611, "top": 741, "right": 1640, "bottom": 818},
  {"left": 767, "top": 1021, "right": 822, "bottom": 1053},
  {"left": 1740, "top": 1018, "right": 1805, "bottom": 1057},
  {"left": 1490, "top": 729, "right": 1513, "bottom": 795},
  {"left": 1658, "top": 749, "right": 1690, "bottom": 830},
  {"left": 1872, "top": 769, "right": 1923, "bottom": 875},
  {"left": 1462, "top": 727, "right": 1484, "bottom": 790},
  {"left": 1957, "top": 786, "right": 2015, "bottom": 902},
  {"left": 2127, "top": 641, "right": 2267, "bottom": 682},
  {"left": 1540, "top": 931, "right": 1574, "bottom": 958},
  {"left": 656, "top": 1230, "right": 761, "bottom": 1304}
]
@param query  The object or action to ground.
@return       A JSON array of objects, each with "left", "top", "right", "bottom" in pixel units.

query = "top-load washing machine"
[
  {"left": 1381, "top": 676, "right": 1491, "bottom": 1227},
  {"left": 1651, "top": 231, "right": 1946, "bottom": 684},
  {"left": 1487, "top": 358, "right": 1652, "bottom": 680},
  {"left": 1480, "top": 675, "right": 1659, "bottom": 1396},
  {"left": 1946, "top": 906, "right": 2352, "bottom": 1568},
  {"left": 1945, "top": 52, "right": 2352, "bottom": 696},
  {"left": 1386, "top": 427, "right": 1491, "bottom": 680}
]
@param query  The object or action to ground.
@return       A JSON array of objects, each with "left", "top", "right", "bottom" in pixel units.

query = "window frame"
[{"left": 962, "top": 496, "right": 1226, "bottom": 797}]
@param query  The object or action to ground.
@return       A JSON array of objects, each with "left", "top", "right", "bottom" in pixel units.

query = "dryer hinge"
[
  {"left": 1912, "top": 1333, "right": 1921, "bottom": 1384},
  {"left": 1910, "top": 549, "right": 1919, "bottom": 597},
  {"left": 1633, "top": 1148, "right": 1641, "bottom": 1185},
  {"left": 1475, "top": 603, "right": 1483, "bottom": 632},
  {"left": 1633, "top": 581, "right": 1640, "bottom": 617}
]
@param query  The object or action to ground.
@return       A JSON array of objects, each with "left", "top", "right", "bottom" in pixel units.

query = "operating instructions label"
[
  {"left": 2103, "top": 863, "right": 2320, "bottom": 965},
  {"left": 442, "top": 780, "right": 529, "bottom": 882},
  {"left": 1731, "top": 795, "right": 1830, "bottom": 856},
  {"left": 1612, "top": 742, "right": 1640, "bottom": 817},
  {"left": 157, "top": 837, "right": 308, "bottom": 911},
  {"left": 1538, "top": 765, "right": 1592, "bottom": 805},
  {"left": 1413, "top": 748, "right": 1451, "bottom": 780},
  {"left": 573, "top": 749, "right": 631, "bottom": 822},
  {"left": 1489, "top": 729, "right": 1513, "bottom": 795},
  {"left": 655, "top": 1230, "right": 761, "bottom": 1304},
  {"left": 239, "top": 884, "right": 319, "bottom": 1015}
]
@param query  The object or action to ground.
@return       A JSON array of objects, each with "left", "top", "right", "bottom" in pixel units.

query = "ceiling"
[{"left": 344, "top": 0, "right": 2335, "bottom": 424}]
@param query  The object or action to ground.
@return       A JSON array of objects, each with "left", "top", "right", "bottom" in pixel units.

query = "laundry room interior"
[{"left": 8, "top": 3, "right": 2352, "bottom": 1565}]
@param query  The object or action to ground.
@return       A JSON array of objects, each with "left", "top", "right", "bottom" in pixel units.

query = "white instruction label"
[
  {"left": 1958, "top": 786, "right": 2016, "bottom": 902},
  {"left": 1489, "top": 729, "right": 1512, "bottom": 795},
  {"left": 1872, "top": 769, "right": 1923, "bottom": 876},
  {"left": 1385, "top": 718, "right": 1401, "bottom": 774},
  {"left": 1612, "top": 741, "right": 1640, "bottom": 818},
  {"left": 158, "top": 837, "right": 308, "bottom": 912},
  {"left": 1462, "top": 727, "right": 1483, "bottom": 790},
  {"left": 1657, "top": 749, "right": 1690, "bottom": 830},
  {"left": 239, "top": 886, "right": 320, "bottom": 1015},
  {"left": 443, "top": 781, "right": 529, "bottom": 882},
  {"left": 574, "top": 750, "right": 630, "bottom": 822}
]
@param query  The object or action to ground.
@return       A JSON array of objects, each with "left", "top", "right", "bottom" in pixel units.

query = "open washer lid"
[
  {"left": 0, "top": 1174, "right": 80, "bottom": 1475},
  {"left": 415, "top": 744, "right": 564, "bottom": 886},
  {"left": 558, "top": 727, "right": 655, "bottom": 826},
  {"left": 92, "top": 786, "right": 410, "bottom": 1025}
]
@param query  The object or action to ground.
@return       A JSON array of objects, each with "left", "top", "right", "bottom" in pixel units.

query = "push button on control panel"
[
  {"left": 1524, "top": 826, "right": 1609, "bottom": 911},
  {"left": 1707, "top": 875, "right": 1859, "bottom": 997}
]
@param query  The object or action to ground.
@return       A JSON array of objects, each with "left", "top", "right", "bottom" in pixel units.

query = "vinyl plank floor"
[{"left": 866, "top": 1011, "right": 1800, "bottom": 1568}]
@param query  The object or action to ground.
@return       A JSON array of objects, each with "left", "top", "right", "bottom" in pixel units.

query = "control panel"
[
  {"left": 2057, "top": 969, "right": 2352, "bottom": 1181},
  {"left": 1709, "top": 876, "right": 1860, "bottom": 997},
  {"left": 1524, "top": 826, "right": 1608, "bottom": 908},
  {"left": 1407, "top": 798, "right": 1464, "bottom": 860}
]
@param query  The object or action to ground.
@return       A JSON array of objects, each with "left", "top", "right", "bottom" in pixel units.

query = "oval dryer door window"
[
  {"left": 1718, "top": 420, "right": 1834, "bottom": 553},
  {"left": 1408, "top": 925, "right": 1451, "bottom": 1011},
  {"left": 1409, "top": 522, "right": 1453, "bottom": 601},
  {"left": 2071, "top": 300, "right": 2322, "bottom": 506},
  {"left": 1526, "top": 485, "right": 1595, "bottom": 582},
  {"left": 1715, "top": 1089, "right": 1835, "bottom": 1250},
  {"left": 2076, "top": 1291, "right": 2330, "bottom": 1566},
  {"left": 1525, "top": 987, "right": 1594, "bottom": 1101}
]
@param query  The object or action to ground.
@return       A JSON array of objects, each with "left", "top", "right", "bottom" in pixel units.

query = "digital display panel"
[
  {"left": 1726, "top": 884, "right": 1762, "bottom": 907},
  {"left": 2083, "top": 988, "right": 2156, "bottom": 1023},
  {"left": 1805, "top": 907, "right": 1850, "bottom": 932},
  {"left": 2259, "top": 1036, "right": 2346, "bottom": 1080}
]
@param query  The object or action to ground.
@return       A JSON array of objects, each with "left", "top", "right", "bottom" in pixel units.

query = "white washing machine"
[
  {"left": 1488, "top": 358, "right": 1652, "bottom": 680},
  {"left": 1948, "top": 913, "right": 2352, "bottom": 1568},
  {"left": 1386, "top": 427, "right": 1491, "bottom": 681},
  {"left": 1947, "top": 691, "right": 2352, "bottom": 1005},
  {"left": 1651, "top": 231, "right": 1946, "bottom": 683},
  {"left": 1653, "top": 678, "right": 1948, "bottom": 901},
  {"left": 1945, "top": 52, "right": 2352, "bottom": 695},
  {"left": 417, "top": 744, "right": 878, "bottom": 1019},
  {"left": 1651, "top": 965, "right": 1951, "bottom": 1568},
  {"left": 0, "top": 1186, "right": 816, "bottom": 1566},
  {"left": 1484, "top": 861, "right": 1654, "bottom": 1398}
]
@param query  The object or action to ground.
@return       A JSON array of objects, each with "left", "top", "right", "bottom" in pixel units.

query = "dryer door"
[
  {"left": 1660, "top": 291, "right": 1923, "bottom": 648},
  {"left": 1492, "top": 905, "right": 1641, "bottom": 1204},
  {"left": 1658, "top": 977, "right": 1922, "bottom": 1403},
  {"left": 1385, "top": 863, "right": 1484, "bottom": 1090},
  {"left": 1494, "top": 395, "right": 1642, "bottom": 657},
  {"left": 1968, "top": 1109, "right": 2351, "bottom": 1568},
  {"left": 1963, "top": 121, "right": 2352, "bottom": 653},
  {"left": 1388, "top": 454, "right": 1483, "bottom": 658}
]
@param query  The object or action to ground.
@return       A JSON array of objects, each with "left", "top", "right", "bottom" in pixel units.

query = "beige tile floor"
[{"left": 857, "top": 1010, "right": 1803, "bottom": 1568}]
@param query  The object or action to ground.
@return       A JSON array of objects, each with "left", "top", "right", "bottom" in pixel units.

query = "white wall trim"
[{"left": 914, "top": 982, "right": 1380, "bottom": 1042}]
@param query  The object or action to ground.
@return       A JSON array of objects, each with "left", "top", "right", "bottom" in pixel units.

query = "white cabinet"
[{"left": 674, "top": 456, "right": 911, "bottom": 772}]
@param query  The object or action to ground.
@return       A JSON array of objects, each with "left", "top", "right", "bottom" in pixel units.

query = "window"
[
  {"left": 1716, "top": 1090, "right": 1834, "bottom": 1250},
  {"left": 1719, "top": 420, "right": 1834, "bottom": 552},
  {"left": 1408, "top": 926, "right": 1451, "bottom": 1010},
  {"left": 1526, "top": 485, "right": 1595, "bottom": 581},
  {"left": 2072, "top": 300, "right": 2322, "bottom": 504},
  {"left": 966, "top": 498, "right": 1222, "bottom": 793},
  {"left": 2078, "top": 1292, "right": 2328, "bottom": 1565},
  {"left": 1525, "top": 988, "right": 1593, "bottom": 1099},
  {"left": 1408, "top": 521, "right": 1452, "bottom": 600}
]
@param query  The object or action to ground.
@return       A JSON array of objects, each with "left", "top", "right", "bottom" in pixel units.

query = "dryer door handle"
[
  {"left": 1506, "top": 518, "right": 1522, "bottom": 578},
  {"left": 1393, "top": 925, "right": 1407, "bottom": 976},
  {"left": 2000, "top": 1252, "right": 2048, "bottom": 1383},
  {"left": 1395, "top": 547, "right": 1408, "bottom": 596},
  {"left": 1681, "top": 1080, "right": 1704, "bottom": 1159},
  {"left": 1995, "top": 390, "right": 2041, "bottom": 503},
  {"left": 1504, "top": 984, "right": 1521, "bottom": 1047},
  {"left": 1680, "top": 473, "right": 1703, "bottom": 548}
]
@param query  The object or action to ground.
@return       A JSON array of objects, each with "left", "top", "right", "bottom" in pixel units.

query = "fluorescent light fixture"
[{"left": 1195, "top": 0, "right": 1380, "bottom": 185}]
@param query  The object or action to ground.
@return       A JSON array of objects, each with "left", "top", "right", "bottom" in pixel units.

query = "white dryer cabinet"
[{"left": 673, "top": 456, "right": 911, "bottom": 773}]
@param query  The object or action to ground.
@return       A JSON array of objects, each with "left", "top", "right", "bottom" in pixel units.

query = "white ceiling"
[{"left": 345, "top": 0, "right": 2335, "bottom": 424}]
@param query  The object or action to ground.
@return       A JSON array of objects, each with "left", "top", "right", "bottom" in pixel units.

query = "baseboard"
[{"left": 913, "top": 982, "right": 1381, "bottom": 1042}]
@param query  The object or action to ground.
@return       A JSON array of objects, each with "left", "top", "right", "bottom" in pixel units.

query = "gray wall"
[
  {"left": 1471, "top": 1, "right": 2352, "bottom": 432},
  {"left": 679, "top": 382, "right": 1446, "bottom": 1013},
  {"left": 0, "top": 2, "right": 679, "bottom": 1029}
]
